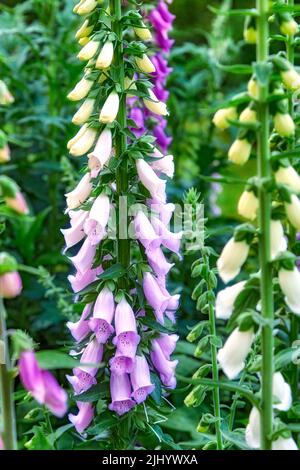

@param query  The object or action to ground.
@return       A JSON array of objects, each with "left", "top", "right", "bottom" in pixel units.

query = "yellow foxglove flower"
[
  {"left": 69, "top": 127, "right": 97, "bottom": 157},
  {"left": 239, "top": 107, "right": 257, "bottom": 123},
  {"left": 212, "top": 107, "right": 237, "bottom": 130},
  {"left": 95, "top": 41, "right": 114, "bottom": 69},
  {"left": 77, "top": 0, "right": 98, "bottom": 15},
  {"left": 217, "top": 237, "right": 250, "bottom": 283},
  {"left": 280, "top": 19, "right": 299, "bottom": 36},
  {"left": 65, "top": 173, "right": 92, "bottom": 210},
  {"left": 275, "top": 165, "right": 300, "bottom": 193},
  {"left": 67, "top": 76, "right": 93, "bottom": 101},
  {"left": 75, "top": 19, "right": 94, "bottom": 39},
  {"left": 72, "top": 98, "right": 95, "bottom": 125},
  {"left": 281, "top": 68, "right": 300, "bottom": 91},
  {"left": 78, "top": 37, "right": 90, "bottom": 46},
  {"left": 135, "top": 54, "right": 156, "bottom": 74},
  {"left": 274, "top": 112, "right": 295, "bottom": 137},
  {"left": 78, "top": 40, "right": 99, "bottom": 61},
  {"left": 134, "top": 25, "right": 152, "bottom": 41},
  {"left": 99, "top": 91, "right": 120, "bottom": 123},
  {"left": 67, "top": 124, "right": 88, "bottom": 149},
  {"left": 238, "top": 190, "right": 258, "bottom": 221},
  {"left": 247, "top": 77, "right": 259, "bottom": 99},
  {"left": 285, "top": 194, "right": 300, "bottom": 230},
  {"left": 228, "top": 138, "right": 252, "bottom": 165},
  {"left": 143, "top": 90, "right": 168, "bottom": 116}
]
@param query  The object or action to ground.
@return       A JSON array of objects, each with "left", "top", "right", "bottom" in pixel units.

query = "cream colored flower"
[
  {"left": 278, "top": 267, "right": 300, "bottom": 315},
  {"left": 213, "top": 107, "right": 237, "bottom": 130},
  {"left": 217, "top": 238, "right": 250, "bottom": 283},
  {"left": 99, "top": 91, "right": 120, "bottom": 123},
  {"left": 238, "top": 190, "right": 258, "bottom": 221},
  {"left": 96, "top": 41, "right": 114, "bottom": 69},
  {"left": 228, "top": 139, "right": 252, "bottom": 165},
  {"left": 135, "top": 54, "right": 156, "bottom": 74},
  {"left": 285, "top": 194, "right": 300, "bottom": 230},
  {"left": 143, "top": 90, "right": 168, "bottom": 116},
  {"left": 274, "top": 113, "right": 295, "bottom": 137},
  {"left": 72, "top": 99, "right": 95, "bottom": 125},
  {"left": 275, "top": 165, "right": 300, "bottom": 193},
  {"left": 68, "top": 76, "right": 93, "bottom": 101},
  {"left": 217, "top": 328, "right": 255, "bottom": 379}
]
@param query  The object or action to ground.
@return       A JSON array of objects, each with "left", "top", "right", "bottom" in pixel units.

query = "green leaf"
[
  {"left": 35, "top": 350, "right": 81, "bottom": 370},
  {"left": 217, "top": 63, "right": 253, "bottom": 75},
  {"left": 97, "top": 262, "right": 126, "bottom": 281}
]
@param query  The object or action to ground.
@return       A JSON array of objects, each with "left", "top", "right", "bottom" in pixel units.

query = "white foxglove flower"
[
  {"left": 99, "top": 91, "right": 119, "bottom": 123},
  {"left": 69, "top": 127, "right": 97, "bottom": 157},
  {"left": 65, "top": 173, "right": 92, "bottom": 209},
  {"left": 135, "top": 54, "right": 156, "bottom": 74},
  {"left": 238, "top": 190, "right": 258, "bottom": 221},
  {"left": 270, "top": 220, "right": 287, "bottom": 259},
  {"left": 285, "top": 194, "right": 300, "bottom": 230},
  {"left": 134, "top": 25, "right": 152, "bottom": 41},
  {"left": 88, "top": 128, "right": 112, "bottom": 177},
  {"left": 278, "top": 267, "right": 300, "bottom": 315},
  {"left": 96, "top": 41, "right": 114, "bottom": 69},
  {"left": 215, "top": 281, "right": 246, "bottom": 320},
  {"left": 76, "top": 0, "right": 98, "bottom": 15},
  {"left": 217, "top": 327, "right": 255, "bottom": 379},
  {"left": 75, "top": 19, "right": 94, "bottom": 39},
  {"left": 136, "top": 159, "right": 166, "bottom": 203},
  {"left": 72, "top": 98, "right": 95, "bottom": 125},
  {"left": 217, "top": 238, "right": 250, "bottom": 283},
  {"left": 273, "top": 372, "right": 292, "bottom": 411},
  {"left": 212, "top": 107, "right": 237, "bottom": 130},
  {"left": 68, "top": 76, "right": 93, "bottom": 101},
  {"left": 272, "top": 437, "right": 298, "bottom": 450},
  {"left": 78, "top": 39, "right": 99, "bottom": 61},
  {"left": 143, "top": 90, "right": 168, "bottom": 116},
  {"left": 275, "top": 165, "right": 300, "bottom": 193},
  {"left": 150, "top": 154, "right": 174, "bottom": 178},
  {"left": 274, "top": 113, "right": 295, "bottom": 137},
  {"left": 228, "top": 139, "right": 252, "bottom": 165},
  {"left": 245, "top": 407, "right": 261, "bottom": 449}
]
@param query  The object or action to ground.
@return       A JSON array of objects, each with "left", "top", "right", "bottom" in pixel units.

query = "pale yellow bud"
[
  {"left": 213, "top": 107, "right": 237, "bottom": 130},
  {"left": 270, "top": 220, "right": 287, "bottom": 259},
  {"left": 75, "top": 19, "right": 94, "bottom": 39},
  {"left": 69, "top": 127, "right": 97, "bottom": 157},
  {"left": 67, "top": 124, "right": 88, "bottom": 149},
  {"left": 275, "top": 166, "right": 300, "bottom": 193},
  {"left": 285, "top": 194, "right": 300, "bottom": 230},
  {"left": 278, "top": 267, "right": 300, "bottom": 315},
  {"left": 280, "top": 19, "right": 299, "bottom": 36},
  {"left": 95, "top": 41, "right": 114, "bottom": 69},
  {"left": 281, "top": 68, "right": 300, "bottom": 91},
  {"left": 99, "top": 91, "right": 120, "bottom": 123},
  {"left": 134, "top": 26, "right": 152, "bottom": 41},
  {"left": 244, "top": 27, "right": 257, "bottom": 44},
  {"left": 72, "top": 98, "right": 95, "bottom": 125},
  {"left": 237, "top": 190, "right": 258, "bottom": 221},
  {"left": 78, "top": 37, "right": 90, "bottom": 46},
  {"left": 67, "top": 76, "right": 93, "bottom": 101},
  {"left": 274, "top": 112, "right": 295, "bottom": 137},
  {"left": 77, "top": 0, "right": 98, "bottom": 15},
  {"left": 78, "top": 40, "right": 99, "bottom": 61},
  {"left": 143, "top": 90, "right": 168, "bottom": 116},
  {"left": 228, "top": 139, "right": 252, "bottom": 165},
  {"left": 135, "top": 54, "right": 156, "bottom": 74},
  {"left": 239, "top": 107, "right": 257, "bottom": 123},
  {"left": 247, "top": 78, "right": 259, "bottom": 100}
]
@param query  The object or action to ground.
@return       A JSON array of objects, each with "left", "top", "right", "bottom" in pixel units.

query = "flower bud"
[
  {"left": 245, "top": 407, "right": 260, "bottom": 449},
  {"left": 217, "top": 237, "right": 250, "bottom": 283},
  {"left": 75, "top": 19, "right": 94, "bottom": 40},
  {"left": 88, "top": 128, "right": 112, "bottom": 177},
  {"left": 0, "top": 80, "right": 14, "bottom": 105},
  {"left": 274, "top": 112, "right": 295, "bottom": 137},
  {"left": 65, "top": 172, "right": 92, "bottom": 209},
  {"left": 135, "top": 54, "right": 156, "bottom": 74},
  {"left": 77, "top": 39, "right": 99, "bottom": 61},
  {"left": 217, "top": 327, "right": 255, "bottom": 379},
  {"left": 78, "top": 37, "right": 90, "bottom": 46},
  {"left": 239, "top": 107, "right": 257, "bottom": 123},
  {"left": 72, "top": 98, "right": 95, "bottom": 125},
  {"left": 5, "top": 191, "right": 29, "bottom": 215},
  {"left": 99, "top": 91, "right": 120, "bottom": 123},
  {"left": 280, "top": 19, "right": 299, "bottom": 36},
  {"left": 143, "top": 90, "right": 168, "bottom": 116},
  {"left": 0, "top": 271, "right": 22, "bottom": 298},
  {"left": 69, "top": 127, "right": 97, "bottom": 157},
  {"left": 68, "top": 76, "right": 93, "bottom": 101},
  {"left": 95, "top": 41, "right": 114, "bottom": 69},
  {"left": 76, "top": 0, "right": 98, "bottom": 15},
  {"left": 243, "top": 27, "right": 257, "bottom": 44},
  {"left": 281, "top": 68, "right": 300, "bottom": 91},
  {"left": 247, "top": 77, "right": 259, "bottom": 100},
  {"left": 134, "top": 25, "right": 152, "bottom": 41},
  {"left": 273, "top": 372, "right": 292, "bottom": 411},
  {"left": 216, "top": 281, "right": 246, "bottom": 320},
  {"left": 238, "top": 190, "right": 258, "bottom": 221},
  {"left": 278, "top": 267, "right": 300, "bottom": 315},
  {"left": 285, "top": 194, "right": 300, "bottom": 230},
  {"left": 0, "top": 143, "right": 10, "bottom": 163},
  {"left": 212, "top": 107, "right": 237, "bottom": 130},
  {"left": 272, "top": 437, "right": 298, "bottom": 450},
  {"left": 275, "top": 165, "right": 300, "bottom": 192},
  {"left": 228, "top": 138, "right": 252, "bottom": 165},
  {"left": 270, "top": 219, "right": 287, "bottom": 259}
]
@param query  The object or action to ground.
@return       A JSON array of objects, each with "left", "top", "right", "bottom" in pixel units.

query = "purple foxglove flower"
[
  {"left": 0, "top": 271, "right": 22, "bottom": 299},
  {"left": 143, "top": 272, "right": 170, "bottom": 323},
  {"left": 151, "top": 216, "right": 181, "bottom": 255},
  {"left": 136, "top": 159, "right": 166, "bottom": 203},
  {"left": 65, "top": 172, "right": 92, "bottom": 210},
  {"left": 69, "top": 402, "right": 94, "bottom": 434},
  {"left": 150, "top": 339, "right": 178, "bottom": 388},
  {"left": 147, "top": 246, "right": 174, "bottom": 278},
  {"left": 156, "top": 333, "right": 179, "bottom": 358},
  {"left": 152, "top": 53, "right": 172, "bottom": 79},
  {"left": 83, "top": 193, "right": 110, "bottom": 245},
  {"left": 109, "top": 350, "right": 134, "bottom": 375},
  {"left": 61, "top": 209, "right": 88, "bottom": 250},
  {"left": 155, "top": 31, "right": 174, "bottom": 53},
  {"left": 67, "top": 339, "right": 103, "bottom": 394},
  {"left": 112, "top": 298, "right": 140, "bottom": 357},
  {"left": 148, "top": 200, "right": 175, "bottom": 226},
  {"left": 88, "top": 128, "right": 112, "bottom": 178},
  {"left": 67, "top": 303, "right": 92, "bottom": 342},
  {"left": 153, "top": 123, "right": 172, "bottom": 152},
  {"left": 149, "top": 154, "right": 174, "bottom": 178},
  {"left": 19, "top": 351, "right": 67, "bottom": 417},
  {"left": 108, "top": 373, "right": 135, "bottom": 415},
  {"left": 134, "top": 210, "right": 161, "bottom": 251},
  {"left": 89, "top": 287, "right": 115, "bottom": 343},
  {"left": 130, "top": 355, "right": 155, "bottom": 404},
  {"left": 69, "top": 237, "right": 97, "bottom": 274},
  {"left": 157, "top": 0, "right": 176, "bottom": 24},
  {"left": 153, "top": 83, "right": 169, "bottom": 102},
  {"left": 129, "top": 107, "right": 146, "bottom": 138},
  {"left": 68, "top": 266, "right": 103, "bottom": 293}
]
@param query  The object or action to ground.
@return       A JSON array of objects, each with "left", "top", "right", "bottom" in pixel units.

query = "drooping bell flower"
[
  {"left": 61, "top": 209, "right": 88, "bottom": 249},
  {"left": 109, "top": 350, "right": 134, "bottom": 375},
  {"left": 78, "top": 39, "right": 99, "bottom": 61},
  {"left": 72, "top": 98, "right": 95, "bottom": 125},
  {"left": 278, "top": 266, "right": 300, "bottom": 315},
  {"left": 147, "top": 246, "right": 174, "bottom": 278},
  {"left": 150, "top": 339, "right": 178, "bottom": 388},
  {"left": 275, "top": 165, "right": 300, "bottom": 192},
  {"left": 69, "top": 237, "right": 97, "bottom": 274},
  {"left": 75, "top": 18, "right": 94, "bottom": 40},
  {"left": 149, "top": 154, "right": 174, "bottom": 178},
  {"left": 143, "top": 272, "right": 170, "bottom": 322},
  {"left": 67, "top": 303, "right": 92, "bottom": 342},
  {"left": 67, "top": 339, "right": 103, "bottom": 394},
  {"left": 237, "top": 190, "right": 258, "bottom": 221},
  {"left": 217, "top": 327, "right": 255, "bottom": 379},
  {"left": 69, "top": 127, "right": 97, "bottom": 157},
  {"left": 84, "top": 193, "right": 110, "bottom": 245},
  {"left": 213, "top": 107, "right": 237, "bottom": 130},
  {"left": 134, "top": 210, "right": 161, "bottom": 251},
  {"left": 19, "top": 351, "right": 67, "bottom": 417},
  {"left": 89, "top": 287, "right": 115, "bottom": 343},
  {"left": 68, "top": 75, "right": 94, "bottom": 101},
  {"left": 99, "top": 91, "right": 120, "bottom": 123},
  {"left": 245, "top": 407, "right": 261, "bottom": 449},
  {"left": 95, "top": 41, "right": 114, "bottom": 69},
  {"left": 228, "top": 138, "right": 252, "bottom": 165},
  {"left": 108, "top": 373, "right": 135, "bottom": 416},
  {"left": 272, "top": 436, "right": 298, "bottom": 450},
  {"left": 65, "top": 172, "right": 92, "bottom": 210},
  {"left": 135, "top": 54, "right": 156, "bottom": 74},
  {"left": 215, "top": 281, "right": 246, "bottom": 320},
  {"left": 136, "top": 159, "right": 166, "bottom": 202},
  {"left": 272, "top": 372, "right": 292, "bottom": 411},
  {"left": 112, "top": 298, "right": 140, "bottom": 358},
  {"left": 143, "top": 89, "right": 168, "bottom": 116},
  {"left": 285, "top": 194, "right": 300, "bottom": 230},
  {"left": 217, "top": 237, "right": 250, "bottom": 283},
  {"left": 68, "top": 265, "right": 103, "bottom": 293},
  {"left": 0, "top": 271, "right": 23, "bottom": 299},
  {"left": 88, "top": 128, "right": 112, "bottom": 177},
  {"left": 270, "top": 219, "right": 287, "bottom": 259},
  {"left": 130, "top": 355, "right": 155, "bottom": 404},
  {"left": 155, "top": 333, "right": 179, "bottom": 358},
  {"left": 69, "top": 402, "right": 94, "bottom": 434},
  {"left": 75, "top": 0, "right": 98, "bottom": 16},
  {"left": 274, "top": 112, "right": 295, "bottom": 137},
  {"left": 151, "top": 216, "right": 182, "bottom": 255}
]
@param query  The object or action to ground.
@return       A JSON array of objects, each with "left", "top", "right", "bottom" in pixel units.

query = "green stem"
[
  {"left": 0, "top": 298, "right": 17, "bottom": 450},
  {"left": 256, "top": 0, "right": 274, "bottom": 450},
  {"left": 204, "top": 255, "right": 223, "bottom": 450},
  {"left": 110, "top": 0, "right": 130, "bottom": 289}
]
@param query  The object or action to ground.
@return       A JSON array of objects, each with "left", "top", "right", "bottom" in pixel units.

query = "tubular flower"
[
  {"left": 96, "top": 41, "right": 114, "bottom": 69},
  {"left": 285, "top": 194, "right": 300, "bottom": 230},
  {"left": 215, "top": 281, "right": 246, "bottom": 320},
  {"left": 72, "top": 98, "right": 95, "bottom": 125},
  {"left": 99, "top": 91, "right": 120, "bottom": 123},
  {"left": 217, "top": 327, "right": 255, "bottom": 380},
  {"left": 213, "top": 107, "right": 237, "bottom": 130},
  {"left": 278, "top": 267, "right": 300, "bottom": 315},
  {"left": 270, "top": 219, "right": 287, "bottom": 259},
  {"left": 237, "top": 190, "right": 258, "bottom": 221},
  {"left": 217, "top": 237, "right": 250, "bottom": 284},
  {"left": 275, "top": 165, "right": 300, "bottom": 193},
  {"left": 274, "top": 112, "right": 295, "bottom": 137},
  {"left": 228, "top": 138, "right": 252, "bottom": 165}
]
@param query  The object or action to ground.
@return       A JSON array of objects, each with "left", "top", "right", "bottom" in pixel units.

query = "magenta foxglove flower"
[
  {"left": 88, "top": 128, "right": 112, "bottom": 177},
  {"left": 68, "top": 265, "right": 103, "bottom": 293},
  {"left": 130, "top": 355, "right": 155, "bottom": 404},
  {"left": 69, "top": 237, "right": 97, "bottom": 274},
  {"left": 134, "top": 210, "right": 161, "bottom": 251},
  {"left": 146, "top": 246, "right": 174, "bottom": 278},
  {"left": 109, "top": 350, "right": 134, "bottom": 375},
  {"left": 143, "top": 272, "right": 170, "bottom": 322},
  {"left": 83, "top": 193, "right": 110, "bottom": 245},
  {"left": 156, "top": 333, "right": 179, "bottom": 358},
  {"left": 89, "top": 287, "right": 115, "bottom": 343},
  {"left": 69, "top": 402, "right": 94, "bottom": 434},
  {"left": 19, "top": 351, "right": 67, "bottom": 417},
  {"left": 129, "top": 107, "right": 146, "bottom": 137},
  {"left": 67, "top": 303, "right": 92, "bottom": 342},
  {"left": 61, "top": 209, "right": 88, "bottom": 249},
  {"left": 150, "top": 339, "right": 178, "bottom": 388},
  {"left": 67, "top": 339, "right": 103, "bottom": 394},
  {"left": 108, "top": 373, "right": 135, "bottom": 415},
  {"left": 0, "top": 271, "right": 22, "bottom": 299},
  {"left": 112, "top": 298, "right": 140, "bottom": 357}
]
